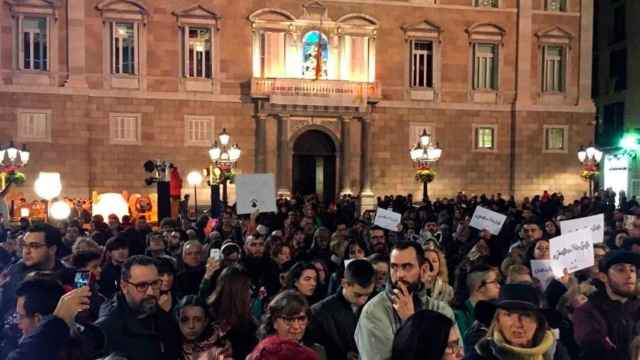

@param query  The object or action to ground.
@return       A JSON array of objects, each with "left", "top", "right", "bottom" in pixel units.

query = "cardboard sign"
[
  {"left": 549, "top": 229, "right": 594, "bottom": 276},
  {"left": 560, "top": 213, "right": 604, "bottom": 244},
  {"left": 469, "top": 206, "right": 507, "bottom": 235},
  {"left": 624, "top": 215, "right": 636, "bottom": 231},
  {"left": 530, "top": 260, "right": 562, "bottom": 291},
  {"left": 235, "top": 174, "right": 277, "bottom": 215},
  {"left": 374, "top": 208, "right": 402, "bottom": 232}
]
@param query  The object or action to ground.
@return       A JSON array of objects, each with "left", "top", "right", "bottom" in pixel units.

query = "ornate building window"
[
  {"left": 466, "top": 23, "right": 505, "bottom": 103},
  {"left": 6, "top": 0, "right": 60, "bottom": 85},
  {"left": 536, "top": 26, "right": 573, "bottom": 102},
  {"left": 302, "top": 31, "right": 329, "bottom": 79},
  {"left": 542, "top": 46, "right": 564, "bottom": 92},
  {"left": 543, "top": 125, "right": 568, "bottom": 153},
  {"left": 474, "top": 0, "right": 498, "bottom": 8},
  {"left": 403, "top": 20, "right": 441, "bottom": 101},
  {"left": 473, "top": 44, "right": 497, "bottom": 90},
  {"left": 473, "top": 124, "right": 497, "bottom": 152},
  {"left": 97, "top": 0, "right": 148, "bottom": 90},
  {"left": 545, "top": 0, "right": 567, "bottom": 12}
]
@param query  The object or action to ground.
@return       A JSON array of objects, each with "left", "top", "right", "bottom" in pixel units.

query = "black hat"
[
  {"left": 496, "top": 283, "right": 542, "bottom": 312},
  {"left": 599, "top": 250, "right": 640, "bottom": 273}
]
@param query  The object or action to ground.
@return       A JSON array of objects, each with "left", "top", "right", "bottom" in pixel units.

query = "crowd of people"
[{"left": 0, "top": 189, "right": 639, "bottom": 360}]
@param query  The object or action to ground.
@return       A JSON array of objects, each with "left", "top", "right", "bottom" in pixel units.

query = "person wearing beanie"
[
  {"left": 468, "top": 283, "right": 560, "bottom": 360},
  {"left": 391, "top": 309, "right": 463, "bottom": 360}
]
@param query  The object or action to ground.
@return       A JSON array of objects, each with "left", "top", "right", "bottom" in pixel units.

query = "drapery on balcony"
[{"left": 250, "top": 78, "right": 382, "bottom": 107}]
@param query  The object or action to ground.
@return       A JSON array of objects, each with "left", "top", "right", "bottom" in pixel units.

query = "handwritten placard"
[
  {"left": 549, "top": 229, "right": 594, "bottom": 276},
  {"left": 624, "top": 215, "right": 636, "bottom": 231},
  {"left": 560, "top": 213, "right": 604, "bottom": 244},
  {"left": 235, "top": 174, "right": 277, "bottom": 215},
  {"left": 374, "top": 208, "right": 402, "bottom": 232},
  {"left": 530, "top": 260, "right": 562, "bottom": 291},
  {"left": 469, "top": 206, "right": 507, "bottom": 235}
]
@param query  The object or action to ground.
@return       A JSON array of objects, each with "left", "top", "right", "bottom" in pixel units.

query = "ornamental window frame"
[
  {"left": 16, "top": 108, "right": 52, "bottom": 143},
  {"left": 536, "top": 26, "right": 573, "bottom": 100},
  {"left": 5, "top": 0, "right": 60, "bottom": 85},
  {"left": 173, "top": 5, "right": 221, "bottom": 92},
  {"left": 466, "top": 23, "right": 505, "bottom": 103},
  {"left": 402, "top": 19, "right": 442, "bottom": 102},
  {"left": 184, "top": 115, "right": 215, "bottom": 147},
  {"left": 96, "top": 0, "right": 149, "bottom": 90},
  {"left": 109, "top": 112, "right": 142, "bottom": 145}
]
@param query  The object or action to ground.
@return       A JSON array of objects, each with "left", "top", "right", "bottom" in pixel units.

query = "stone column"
[
  {"left": 514, "top": 0, "right": 533, "bottom": 107},
  {"left": 276, "top": 114, "right": 291, "bottom": 196},
  {"left": 65, "top": 0, "right": 88, "bottom": 88},
  {"left": 255, "top": 114, "right": 267, "bottom": 173},
  {"left": 359, "top": 116, "right": 375, "bottom": 211},
  {"left": 340, "top": 116, "right": 353, "bottom": 195},
  {"left": 578, "top": 0, "right": 595, "bottom": 108}
]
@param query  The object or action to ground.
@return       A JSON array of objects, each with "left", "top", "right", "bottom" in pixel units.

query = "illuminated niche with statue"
[{"left": 249, "top": 2, "right": 378, "bottom": 83}]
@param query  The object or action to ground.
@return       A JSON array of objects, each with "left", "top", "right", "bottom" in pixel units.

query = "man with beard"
[
  {"left": 368, "top": 227, "right": 388, "bottom": 257},
  {"left": 573, "top": 250, "right": 640, "bottom": 360},
  {"left": 355, "top": 241, "right": 454, "bottom": 360},
  {"left": 96, "top": 255, "right": 180, "bottom": 360},
  {"left": 240, "top": 234, "right": 280, "bottom": 297}
]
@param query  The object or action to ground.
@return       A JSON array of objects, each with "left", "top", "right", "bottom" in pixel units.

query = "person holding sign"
[{"left": 573, "top": 251, "right": 640, "bottom": 360}]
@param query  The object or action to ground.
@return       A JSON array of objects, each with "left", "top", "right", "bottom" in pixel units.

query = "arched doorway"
[{"left": 292, "top": 130, "right": 337, "bottom": 205}]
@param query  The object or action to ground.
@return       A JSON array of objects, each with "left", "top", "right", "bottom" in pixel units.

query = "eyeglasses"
[
  {"left": 480, "top": 279, "right": 501, "bottom": 288},
  {"left": 279, "top": 314, "right": 308, "bottom": 326},
  {"left": 23, "top": 242, "right": 48, "bottom": 250},
  {"left": 125, "top": 279, "right": 162, "bottom": 292},
  {"left": 444, "top": 340, "right": 463, "bottom": 355}
]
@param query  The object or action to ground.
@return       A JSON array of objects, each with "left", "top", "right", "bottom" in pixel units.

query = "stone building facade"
[{"left": 0, "top": 0, "right": 595, "bottom": 208}]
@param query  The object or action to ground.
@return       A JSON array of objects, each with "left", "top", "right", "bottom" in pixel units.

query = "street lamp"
[
  {"left": 577, "top": 144, "right": 603, "bottom": 196},
  {"left": 410, "top": 129, "right": 442, "bottom": 202},
  {"left": 187, "top": 170, "right": 203, "bottom": 217},
  {"left": 208, "top": 128, "right": 241, "bottom": 210},
  {"left": 34, "top": 172, "right": 62, "bottom": 221},
  {"left": 0, "top": 140, "right": 29, "bottom": 191}
]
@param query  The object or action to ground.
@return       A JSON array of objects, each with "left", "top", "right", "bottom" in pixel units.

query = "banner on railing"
[{"left": 260, "top": 78, "right": 369, "bottom": 107}]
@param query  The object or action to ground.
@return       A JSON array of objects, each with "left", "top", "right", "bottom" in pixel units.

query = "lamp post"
[
  {"left": 577, "top": 145, "right": 603, "bottom": 197},
  {"left": 207, "top": 128, "right": 241, "bottom": 213},
  {"left": 187, "top": 171, "right": 203, "bottom": 217},
  {"left": 409, "top": 129, "right": 442, "bottom": 202}
]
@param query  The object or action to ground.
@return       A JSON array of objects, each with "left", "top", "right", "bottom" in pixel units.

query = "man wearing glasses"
[{"left": 96, "top": 255, "right": 180, "bottom": 360}]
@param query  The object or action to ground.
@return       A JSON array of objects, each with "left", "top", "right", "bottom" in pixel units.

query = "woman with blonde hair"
[
  {"left": 468, "top": 284, "right": 560, "bottom": 360},
  {"left": 424, "top": 247, "right": 454, "bottom": 304}
]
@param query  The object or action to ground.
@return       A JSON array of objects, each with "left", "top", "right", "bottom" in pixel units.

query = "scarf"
[{"left": 489, "top": 328, "right": 555, "bottom": 360}]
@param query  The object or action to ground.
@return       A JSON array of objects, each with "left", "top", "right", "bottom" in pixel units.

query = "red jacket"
[{"left": 170, "top": 167, "right": 183, "bottom": 198}]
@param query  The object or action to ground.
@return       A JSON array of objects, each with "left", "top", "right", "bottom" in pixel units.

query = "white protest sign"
[
  {"left": 530, "top": 260, "right": 562, "bottom": 291},
  {"left": 235, "top": 174, "right": 277, "bottom": 215},
  {"left": 374, "top": 208, "right": 402, "bottom": 232},
  {"left": 549, "top": 228, "right": 594, "bottom": 276},
  {"left": 624, "top": 215, "right": 636, "bottom": 231},
  {"left": 560, "top": 213, "right": 604, "bottom": 244},
  {"left": 469, "top": 206, "right": 507, "bottom": 235}
]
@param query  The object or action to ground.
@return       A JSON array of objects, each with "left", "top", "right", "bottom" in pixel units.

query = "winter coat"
[
  {"left": 468, "top": 329, "right": 556, "bottom": 360},
  {"left": 355, "top": 285, "right": 455, "bottom": 360},
  {"left": 95, "top": 293, "right": 181, "bottom": 360},
  {"left": 306, "top": 290, "right": 361, "bottom": 360},
  {"left": 572, "top": 289, "right": 640, "bottom": 360}
]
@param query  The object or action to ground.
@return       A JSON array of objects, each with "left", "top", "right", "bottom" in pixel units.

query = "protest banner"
[
  {"left": 549, "top": 228, "right": 594, "bottom": 276},
  {"left": 374, "top": 208, "right": 402, "bottom": 232},
  {"left": 560, "top": 213, "right": 604, "bottom": 244},
  {"left": 530, "top": 260, "right": 562, "bottom": 291},
  {"left": 469, "top": 206, "right": 507, "bottom": 235},
  {"left": 235, "top": 174, "right": 277, "bottom": 215}
]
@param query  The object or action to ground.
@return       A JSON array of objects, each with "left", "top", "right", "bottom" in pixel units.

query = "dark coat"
[
  {"left": 98, "top": 262, "right": 121, "bottom": 300},
  {"left": 95, "top": 293, "right": 181, "bottom": 360},
  {"left": 572, "top": 290, "right": 640, "bottom": 360},
  {"left": 175, "top": 265, "right": 206, "bottom": 296},
  {"left": 306, "top": 290, "right": 360, "bottom": 360},
  {"left": 7, "top": 315, "right": 105, "bottom": 360}
]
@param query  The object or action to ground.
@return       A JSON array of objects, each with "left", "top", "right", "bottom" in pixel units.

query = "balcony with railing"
[{"left": 250, "top": 78, "right": 382, "bottom": 108}]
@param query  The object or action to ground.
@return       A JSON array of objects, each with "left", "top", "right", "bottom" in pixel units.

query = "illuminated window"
[
  {"left": 20, "top": 17, "right": 48, "bottom": 71},
  {"left": 302, "top": 31, "right": 329, "bottom": 79},
  {"left": 542, "top": 46, "right": 565, "bottom": 92},
  {"left": 473, "top": 125, "right": 496, "bottom": 151},
  {"left": 186, "top": 28, "right": 212, "bottom": 79},
  {"left": 111, "top": 22, "right": 137, "bottom": 75},
  {"left": 475, "top": 0, "right": 498, "bottom": 8}
]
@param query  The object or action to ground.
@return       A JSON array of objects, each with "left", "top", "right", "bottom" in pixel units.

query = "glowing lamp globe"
[
  {"left": 34, "top": 172, "right": 62, "bottom": 201},
  {"left": 187, "top": 171, "right": 203, "bottom": 186},
  {"left": 93, "top": 193, "right": 129, "bottom": 220},
  {"left": 50, "top": 200, "right": 71, "bottom": 220}
]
